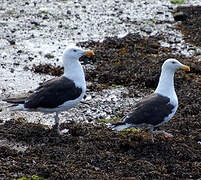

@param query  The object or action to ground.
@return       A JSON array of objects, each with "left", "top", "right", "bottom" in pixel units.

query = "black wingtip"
[
  {"left": 110, "top": 121, "right": 125, "bottom": 127},
  {"left": 2, "top": 97, "right": 26, "bottom": 104}
]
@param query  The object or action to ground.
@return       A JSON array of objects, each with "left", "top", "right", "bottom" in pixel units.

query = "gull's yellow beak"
[
  {"left": 180, "top": 65, "right": 190, "bottom": 71},
  {"left": 83, "top": 50, "right": 95, "bottom": 56}
]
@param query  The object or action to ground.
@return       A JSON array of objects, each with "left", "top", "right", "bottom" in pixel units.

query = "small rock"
[
  {"left": 173, "top": 11, "right": 187, "bottom": 21},
  {"left": 13, "top": 62, "right": 20, "bottom": 66},
  {"left": 30, "top": 21, "right": 40, "bottom": 26},
  {"left": 11, "top": 29, "right": 16, "bottom": 33},
  {"left": 44, "top": 53, "right": 54, "bottom": 59},
  {"left": 75, "top": 14, "right": 80, "bottom": 19},
  {"left": 10, "top": 68, "right": 14, "bottom": 73},
  {"left": 28, "top": 56, "right": 34, "bottom": 61},
  {"left": 8, "top": 39, "right": 15, "bottom": 45},
  {"left": 42, "top": 15, "right": 49, "bottom": 20},
  {"left": 17, "top": 50, "right": 23, "bottom": 54},
  {"left": 66, "top": 10, "right": 71, "bottom": 15}
]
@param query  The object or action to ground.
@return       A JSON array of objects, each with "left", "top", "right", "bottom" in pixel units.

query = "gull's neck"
[
  {"left": 63, "top": 58, "right": 86, "bottom": 90},
  {"left": 154, "top": 68, "right": 176, "bottom": 98}
]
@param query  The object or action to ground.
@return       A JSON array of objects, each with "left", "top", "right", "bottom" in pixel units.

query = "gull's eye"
[
  {"left": 73, "top": 49, "right": 77, "bottom": 52},
  {"left": 172, "top": 61, "right": 176, "bottom": 64}
]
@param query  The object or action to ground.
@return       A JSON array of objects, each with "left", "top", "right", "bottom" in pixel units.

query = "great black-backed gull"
[
  {"left": 3, "top": 46, "right": 94, "bottom": 134},
  {"left": 110, "top": 59, "right": 190, "bottom": 139}
]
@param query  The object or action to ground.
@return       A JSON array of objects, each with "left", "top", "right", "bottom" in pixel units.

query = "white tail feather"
[
  {"left": 106, "top": 122, "right": 132, "bottom": 131},
  {"left": 8, "top": 104, "right": 25, "bottom": 111},
  {"left": 1, "top": 104, "right": 25, "bottom": 112},
  {"left": 112, "top": 123, "right": 132, "bottom": 131}
]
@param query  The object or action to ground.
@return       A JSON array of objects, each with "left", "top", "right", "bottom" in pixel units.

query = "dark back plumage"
[
  {"left": 4, "top": 76, "right": 82, "bottom": 109},
  {"left": 113, "top": 93, "right": 175, "bottom": 127}
]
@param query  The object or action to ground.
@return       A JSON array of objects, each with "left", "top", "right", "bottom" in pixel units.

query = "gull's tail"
[
  {"left": 107, "top": 121, "right": 132, "bottom": 131},
  {"left": 1, "top": 97, "right": 26, "bottom": 112},
  {"left": 3, "top": 97, "right": 26, "bottom": 104}
]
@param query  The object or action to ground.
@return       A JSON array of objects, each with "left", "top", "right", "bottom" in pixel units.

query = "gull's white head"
[
  {"left": 63, "top": 46, "right": 94, "bottom": 63},
  {"left": 162, "top": 58, "right": 190, "bottom": 72},
  {"left": 155, "top": 58, "right": 190, "bottom": 97}
]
